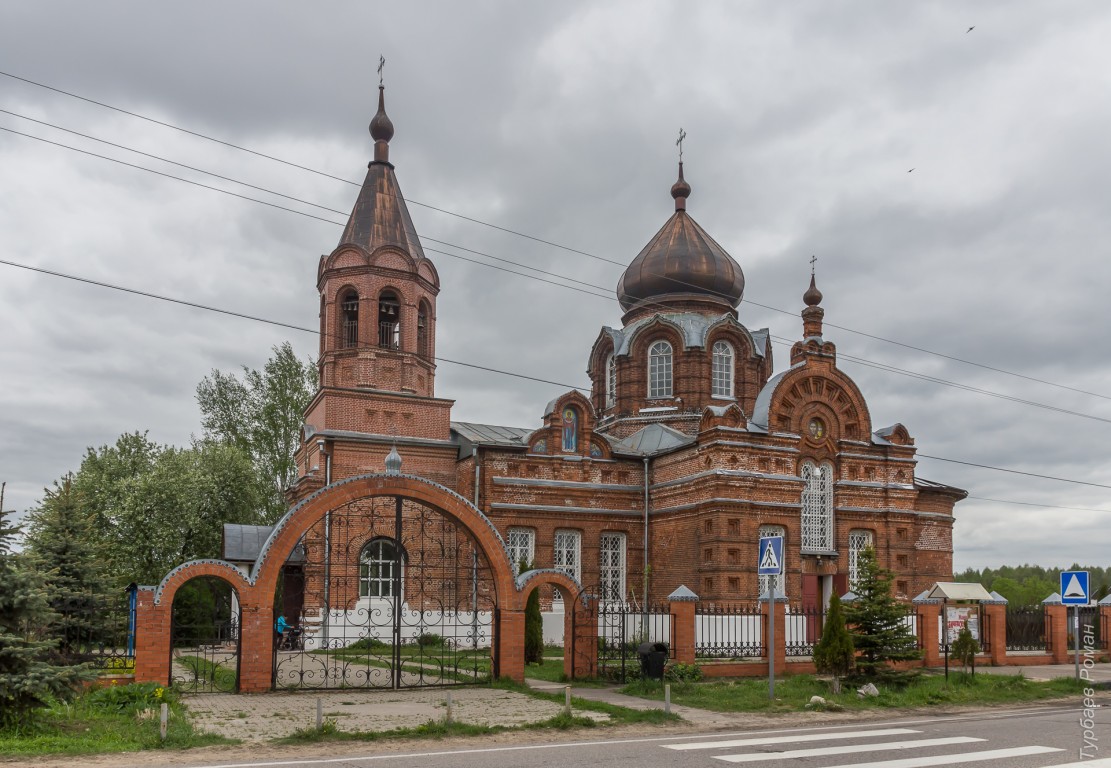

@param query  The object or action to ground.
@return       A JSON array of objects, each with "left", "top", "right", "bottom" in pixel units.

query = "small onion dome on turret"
[{"left": 617, "top": 163, "right": 744, "bottom": 312}]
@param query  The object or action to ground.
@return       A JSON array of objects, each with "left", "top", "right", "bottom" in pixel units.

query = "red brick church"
[{"left": 280, "top": 84, "right": 965, "bottom": 624}]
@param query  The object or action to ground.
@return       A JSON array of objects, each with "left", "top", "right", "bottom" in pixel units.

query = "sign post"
[
  {"left": 1060, "top": 570, "right": 1090, "bottom": 682},
  {"left": 758, "top": 535, "right": 784, "bottom": 700}
]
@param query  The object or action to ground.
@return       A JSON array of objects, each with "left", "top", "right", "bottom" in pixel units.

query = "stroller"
[{"left": 279, "top": 626, "right": 303, "bottom": 650}]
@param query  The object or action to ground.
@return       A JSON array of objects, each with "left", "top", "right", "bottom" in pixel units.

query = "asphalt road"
[{"left": 111, "top": 701, "right": 1109, "bottom": 768}]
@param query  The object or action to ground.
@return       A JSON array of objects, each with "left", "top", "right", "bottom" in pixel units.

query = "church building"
[{"left": 282, "top": 84, "right": 965, "bottom": 621}]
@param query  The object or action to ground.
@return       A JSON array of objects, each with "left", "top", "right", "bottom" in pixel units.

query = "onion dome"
[
  {"left": 369, "top": 85, "right": 394, "bottom": 163},
  {"left": 617, "top": 163, "right": 744, "bottom": 312},
  {"left": 384, "top": 445, "right": 403, "bottom": 475},
  {"left": 803, "top": 274, "right": 823, "bottom": 306}
]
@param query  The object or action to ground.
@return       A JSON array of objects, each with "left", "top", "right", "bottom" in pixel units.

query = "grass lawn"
[
  {"left": 0, "top": 684, "right": 234, "bottom": 758},
  {"left": 620, "top": 672, "right": 1086, "bottom": 714}
]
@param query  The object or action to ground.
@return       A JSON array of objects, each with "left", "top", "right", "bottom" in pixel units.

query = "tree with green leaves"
[
  {"left": 0, "top": 491, "right": 85, "bottom": 727},
  {"left": 196, "top": 342, "right": 317, "bottom": 522},
  {"left": 951, "top": 620, "right": 980, "bottom": 677},
  {"left": 521, "top": 559, "right": 544, "bottom": 665},
  {"left": 842, "top": 546, "right": 921, "bottom": 683},
  {"left": 23, "top": 476, "right": 110, "bottom": 663},
  {"left": 813, "top": 592, "right": 854, "bottom": 694}
]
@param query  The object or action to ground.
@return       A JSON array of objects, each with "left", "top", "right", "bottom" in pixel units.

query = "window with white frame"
[
  {"left": 599, "top": 532, "right": 626, "bottom": 602},
  {"left": 800, "top": 460, "right": 835, "bottom": 552},
  {"left": 605, "top": 354, "right": 616, "bottom": 409},
  {"left": 506, "top": 527, "right": 536, "bottom": 576},
  {"left": 359, "top": 538, "right": 401, "bottom": 598},
  {"left": 552, "top": 530, "right": 581, "bottom": 601},
  {"left": 648, "top": 340, "right": 673, "bottom": 398},
  {"left": 757, "top": 525, "right": 786, "bottom": 598},
  {"left": 711, "top": 340, "right": 734, "bottom": 398},
  {"left": 848, "top": 529, "right": 874, "bottom": 589}
]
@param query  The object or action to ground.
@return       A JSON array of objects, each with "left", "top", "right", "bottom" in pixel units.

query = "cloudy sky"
[{"left": 2, "top": 1, "right": 1108, "bottom": 572}]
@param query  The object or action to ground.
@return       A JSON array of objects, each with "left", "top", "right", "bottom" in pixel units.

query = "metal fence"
[
  {"left": 592, "top": 600, "right": 673, "bottom": 683},
  {"left": 695, "top": 603, "right": 764, "bottom": 659},
  {"left": 785, "top": 606, "right": 823, "bottom": 657},
  {"left": 1005, "top": 606, "right": 1047, "bottom": 652}
]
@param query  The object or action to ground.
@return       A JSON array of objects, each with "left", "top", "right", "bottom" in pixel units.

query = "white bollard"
[
  {"left": 160, "top": 702, "right": 168, "bottom": 741},
  {"left": 446, "top": 690, "right": 453, "bottom": 724},
  {"left": 665, "top": 683, "right": 671, "bottom": 714},
  {"left": 564, "top": 685, "right": 572, "bottom": 715},
  {"left": 316, "top": 698, "right": 323, "bottom": 730}
]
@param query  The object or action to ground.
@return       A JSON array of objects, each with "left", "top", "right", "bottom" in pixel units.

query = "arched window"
[
  {"left": 341, "top": 290, "right": 359, "bottom": 349},
  {"left": 605, "top": 354, "right": 616, "bottom": 409},
  {"left": 417, "top": 301, "right": 430, "bottom": 359},
  {"left": 758, "top": 525, "right": 786, "bottom": 598},
  {"left": 848, "top": 529, "right": 874, "bottom": 589},
  {"left": 599, "top": 532, "right": 626, "bottom": 602},
  {"left": 359, "top": 538, "right": 402, "bottom": 598},
  {"left": 647, "top": 340, "right": 673, "bottom": 398},
  {"left": 378, "top": 290, "right": 400, "bottom": 350},
  {"left": 711, "top": 340, "right": 734, "bottom": 398},
  {"left": 800, "top": 460, "right": 834, "bottom": 552}
]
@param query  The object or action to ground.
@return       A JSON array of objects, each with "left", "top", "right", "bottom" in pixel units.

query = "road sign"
[
  {"left": 1060, "top": 570, "right": 1090, "bottom": 605},
  {"left": 758, "top": 535, "right": 784, "bottom": 576}
]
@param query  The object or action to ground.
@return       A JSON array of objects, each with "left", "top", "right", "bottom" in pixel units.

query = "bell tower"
[{"left": 295, "top": 82, "right": 456, "bottom": 492}]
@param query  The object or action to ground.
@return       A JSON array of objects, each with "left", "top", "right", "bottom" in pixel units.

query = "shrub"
[
  {"left": 347, "top": 636, "right": 388, "bottom": 651},
  {"left": 665, "top": 662, "right": 703, "bottom": 683},
  {"left": 416, "top": 633, "right": 444, "bottom": 648},
  {"left": 84, "top": 681, "right": 173, "bottom": 712},
  {"left": 814, "top": 593, "right": 855, "bottom": 693},
  {"left": 951, "top": 620, "right": 981, "bottom": 676}
]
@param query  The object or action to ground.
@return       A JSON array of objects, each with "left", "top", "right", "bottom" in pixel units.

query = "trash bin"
[{"left": 638, "top": 641, "right": 668, "bottom": 680}]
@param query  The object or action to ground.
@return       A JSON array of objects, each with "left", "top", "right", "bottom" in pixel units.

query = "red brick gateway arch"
[{"left": 133, "top": 472, "right": 573, "bottom": 692}]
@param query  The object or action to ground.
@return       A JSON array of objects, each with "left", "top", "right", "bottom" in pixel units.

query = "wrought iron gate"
[
  {"left": 170, "top": 577, "right": 241, "bottom": 693},
  {"left": 272, "top": 495, "right": 496, "bottom": 690},
  {"left": 571, "top": 584, "right": 671, "bottom": 683}
]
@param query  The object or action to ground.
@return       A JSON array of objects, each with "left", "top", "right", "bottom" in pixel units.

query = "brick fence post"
[
  {"left": 669, "top": 600, "right": 697, "bottom": 665},
  {"left": 497, "top": 608, "right": 525, "bottom": 682},
  {"left": 761, "top": 597, "right": 786, "bottom": 677},
  {"left": 984, "top": 602, "right": 1008, "bottom": 666},
  {"left": 133, "top": 587, "right": 170, "bottom": 685},
  {"left": 918, "top": 602, "right": 941, "bottom": 668},
  {"left": 1046, "top": 604, "right": 1069, "bottom": 663},
  {"left": 236, "top": 599, "right": 272, "bottom": 693}
]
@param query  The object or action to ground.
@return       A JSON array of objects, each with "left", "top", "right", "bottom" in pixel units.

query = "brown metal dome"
[{"left": 617, "top": 164, "right": 744, "bottom": 312}]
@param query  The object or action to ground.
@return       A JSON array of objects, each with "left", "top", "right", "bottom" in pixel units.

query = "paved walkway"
[
  {"left": 963, "top": 661, "right": 1111, "bottom": 684},
  {"left": 524, "top": 677, "right": 738, "bottom": 727}
]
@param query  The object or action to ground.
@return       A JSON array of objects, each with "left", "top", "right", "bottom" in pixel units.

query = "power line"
[
  {"left": 5, "top": 121, "right": 1110, "bottom": 427},
  {"left": 2, "top": 70, "right": 1106, "bottom": 402},
  {"left": 2, "top": 255, "right": 1109, "bottom": 497},
  {"left": 0, "top": 258, "right": 588, "bottom": 392},
  {"left": 917, "top": 454, "right": 1111, "bottom": 491},
  {"left": 966, "top": 496, "right": 1110, "bottom": 514}
]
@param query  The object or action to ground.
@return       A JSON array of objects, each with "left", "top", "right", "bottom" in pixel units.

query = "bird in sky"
[
  {"left": 908, "top": 168, "right": 915, "bottom": 173},
  {"left": 967, "top": 26, "right": 975, "bottom": 33}
]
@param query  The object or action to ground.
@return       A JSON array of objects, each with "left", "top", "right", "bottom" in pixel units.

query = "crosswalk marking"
[
  {"left": 712, "top": 736, "right": 985, "bottom": 763},
  {"left": 663, "top": 727, "right": 921, "bottom": 751},
  {"left": 820, "top": 745, "right": 1063, "bottom": 768}
]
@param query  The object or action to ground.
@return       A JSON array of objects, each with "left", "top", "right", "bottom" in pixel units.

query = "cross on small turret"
[
  {"left": 676, "top": 128, "right": 687, "bottom": 162},
  {"left": 810, "top": 254, "right": 817, "bottom": 276},
  {"left": 378, "top": 55, "right": 386, "bottom": 86}
]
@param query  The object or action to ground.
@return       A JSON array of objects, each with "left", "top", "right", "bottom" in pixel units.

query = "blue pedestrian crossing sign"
[
  {"left": 758, "top": 535, "right": 784, "bottom": 576},
  {"left": 1060, "top": 570, "right": 1090, "bottom": 605}
]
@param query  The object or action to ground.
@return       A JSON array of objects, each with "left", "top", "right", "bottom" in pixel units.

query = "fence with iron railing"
[{"left": 695, "top": 603, "right": 764, "bottom": 659}]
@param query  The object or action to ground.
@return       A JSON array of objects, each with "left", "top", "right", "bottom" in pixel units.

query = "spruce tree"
[
  {"left": 951, "top": 620, "right": 980, "bottom": 677},
  {"left": 521, "top": 560, "right": 544, "bottom": 665},
  {"left": 0, "top": 496, "right": 84, "bottom": 727},
  {"left": 25, "top": 477, "right": 110, "bottom": 663},
  {"left": 842, "top": 546, "right": 921, "bottom": 683},
  {"left": 813, "top": 592, "right": 855, "bottom": 693}
]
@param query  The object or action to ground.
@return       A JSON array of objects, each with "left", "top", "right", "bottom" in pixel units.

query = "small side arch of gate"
[
  {"left": 253, "top": 473, "right": 520, "bottom": 690},
  {"left": 157, "top": 561, "right": 251, "bottom": 693},
  {"left": 517, "top": 569, "right": 583, "bottom": 679},
  {"left": 571, "top": 583, "right": 673, "bottom": 683}
]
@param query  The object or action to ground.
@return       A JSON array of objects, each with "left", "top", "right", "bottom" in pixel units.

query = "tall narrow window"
[
  {"left": 800, "top": 460, "right": 835, "bottom": 552},
  {"left": 605, "top": 354, "right": 616, "bottom": 409},
  {"left": 417, "top": 301, "right": 429, "bottom": 359},
  {"left": 648, "top": 340, "right": 673, "bottom": 398},
  {"left": 341, "top": 290, "right": 359, "bottom": 349},
  {"left": 359, "top": 538, "right": 401, "bottom": 598},
  {"left": 599, "top": 532, "right": 626, "bottom": 602},
  {"left": 507, "top": 528, "right": 536, "bottom": 577},
  {"left": 378, "top": 290, "right": 400, "bottom": 350},
  {"left": 757, "top": 525, "right": 786, "bottom": 598},
  {"left": 848, "top": 529, "right": 874, "bottom": 589},
  {"left": 553, "top": 529, "right": 581, "bottom": 601},
  {"left": 711, "top": 340, "right": 734, "bottom": 398}
]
